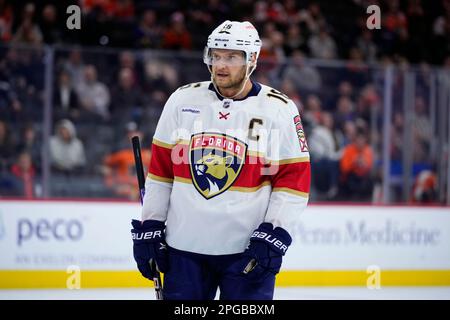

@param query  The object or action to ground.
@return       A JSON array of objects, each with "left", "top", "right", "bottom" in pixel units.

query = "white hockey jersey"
[{"left": 141, "top": 81, "right": 310, "bottom": 255}]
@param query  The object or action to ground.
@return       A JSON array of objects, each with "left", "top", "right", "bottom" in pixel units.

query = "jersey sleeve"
[
  {"left": 264, "top": 100, "right": 311, "bottom": 236},
  {"left": 141, "top": 90, "right": 180, "bottom": 222}
]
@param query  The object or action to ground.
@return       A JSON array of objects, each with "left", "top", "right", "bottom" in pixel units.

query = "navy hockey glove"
[
  {"left": 240, "top": 223, "right": 292, "bottom": 282},
  {"left": 131, "top": 219, "right": 168, "bottom": 280}
]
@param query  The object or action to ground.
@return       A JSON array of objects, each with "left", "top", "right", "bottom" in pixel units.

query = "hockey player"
[{"left": 131, "top": 20, "right": 310, "bottom": 300}]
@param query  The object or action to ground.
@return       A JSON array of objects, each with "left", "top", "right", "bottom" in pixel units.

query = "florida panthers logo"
[{"left": 190, "top": 132, "right": 247, "bottom": 199}]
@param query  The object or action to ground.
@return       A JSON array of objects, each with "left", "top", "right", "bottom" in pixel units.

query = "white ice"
[{"left": 1, "top": 287, "right": 449, "bottom": 300}]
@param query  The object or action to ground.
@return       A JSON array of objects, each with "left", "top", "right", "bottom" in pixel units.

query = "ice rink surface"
[{"left": 1, "top": 287, "right": 450, "bottom": 300}]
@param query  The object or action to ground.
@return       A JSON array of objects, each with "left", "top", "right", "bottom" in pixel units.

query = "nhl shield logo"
[{"left": 189, "top": 132, "right": 247, "bottom": 199}]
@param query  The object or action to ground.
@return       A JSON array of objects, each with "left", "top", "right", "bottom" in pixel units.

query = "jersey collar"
[{"left": 208, "top": 80, "right": 262, "bottom": 101}]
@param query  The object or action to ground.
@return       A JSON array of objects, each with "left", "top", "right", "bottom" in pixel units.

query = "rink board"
[{"left": 0, "top": 200, "right": 449, "bottom": 288}]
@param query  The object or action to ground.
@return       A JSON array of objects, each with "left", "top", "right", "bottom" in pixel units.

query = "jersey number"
[{"left": 267, "top": 89, "right": 288, "bottom": 104}]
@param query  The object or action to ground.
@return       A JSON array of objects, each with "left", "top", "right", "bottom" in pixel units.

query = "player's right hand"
[{"left": 131, "top": 219, "right": 168, "bottom": 280}]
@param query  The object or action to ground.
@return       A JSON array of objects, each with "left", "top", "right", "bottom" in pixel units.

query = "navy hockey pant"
[{"left": 162, "top": 246, "right": 275, "bottom": 300}]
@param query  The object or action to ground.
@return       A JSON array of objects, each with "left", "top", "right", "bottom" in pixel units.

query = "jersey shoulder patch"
[{"left": 293, "top": 114, "right": 309, "bottom": 152}]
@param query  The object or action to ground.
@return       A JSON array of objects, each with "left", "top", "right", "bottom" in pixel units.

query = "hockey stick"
[{"left": 131, "top": 135, "right": 164, "bottom": 300}]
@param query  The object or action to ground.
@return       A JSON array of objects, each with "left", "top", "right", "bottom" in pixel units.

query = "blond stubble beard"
[{"left": 213, "top": 66, "right": 247, "bottom": 91}]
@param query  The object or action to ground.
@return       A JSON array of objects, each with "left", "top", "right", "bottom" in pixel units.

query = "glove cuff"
[
  {"left": 250, "top": 222, "right": 292, "bottom": 255},
  {"left": 131, "top": 219, "right": 165, "bottom": 230}
]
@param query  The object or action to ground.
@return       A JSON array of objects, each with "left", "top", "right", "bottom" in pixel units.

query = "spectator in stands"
[
  {"left": 265, "top": 1, "right": 286, "bottom": 24},
  {"left": 53, "top": 70, "right": 79, "bottom": 121},
  {"left": 334, "top": 96, "right": 356, "bottom": 132},
  {"left": 110, "top": 67, "right": 145, "bottom": 125},
  {"left": 412, "top": 169, "right": 437, "bottom": 203},
  {"left": 356, "top": 84, "right": 379, "bottom": 123},
  {"left": 308, "top": 26, "right": 337, "bottom": 60},
  {"left": 432, "top": 0, "right": 450, "bottom": 38},
  {"left": 283, "top": 0, "right": 302, "bottom": 25},
  {"left": 12, "top": 17, "right": 43, "bottom": 46},
  {"left": 63, "top": 49, "right": 85, "bottom": 93},
  {"left": 76, "top": 65, "right": 111, "bottom": 121},
  {"left": 82, "top": 0, "right": 133, "bottom": 19},
  {"left": 279, "top": 78, "right": 302, "bottom": 109},
  {"left": 161, "top": 11, "right": 192, "bottom": 50},
  {"left": 101, "top": 121, "right": 150, "bottom": 200},
  {"left": 1, "top": 0, "right": 449, "bottom": 67},
  {"left": 308, "top": 111, "right": 341, "bottom": 199},
  {"left": 143, "top": 59, "right": 179, "bottom": 94},
  {"left": 116, "top": 50, "right": 143, "bottom": 87},
  {"left": 110, "top": 0, "right": 135, "bottom": 20},
  {"left": 10, "top": 150, "right": 36, "bottom": 198},
  {"left": 49, "top": 119, "right": 86, "bottom": 174},
  {"left": 356, "top": 29, "right": 377, "bottom": 63},
  {"left": 11, "top": 3, "right": 42, "bottom": 46},
  {"left": 0, "top": 0, "right": 13, "bottom": 42},
  {"left": 303, "top": 94, "right": 323, "bottom": 126},
  {"left": 283, "top": 24, "right": 308, "bottom": 57},
  {"left": 0, "top": 120, "right": 15, "bottom": 171},
  {"left": 134, "top": 9, "right": 162, "bottom": 48},
  {"left": 40, "top": 4, "right": 63, "bottom": 44},
  {"left": 327, "top": 80, "right": 355, "bottom": 111},
  {"left": 431, "top": 0, "right": 450, "bottom": 63},
  {"left": 380, "top": 0, "right": 408, "bottom": 56},
  {"left": 253, "top": 1, "right": 269, "bottom": 24},
  {"left": 283, "top": 50, "right": 322, "bottom": 95},
  {"left": 186, "top": 0, "right": 229, "bottom": 49},
  {"left": 0, "top": 79, "right": 18, "bottom": 123},
  {"left": 15, "top": 124, "right": 41, "bottom": 172},
  {"left": 268, "top": 30, "right": 286, "bottom": 63},
  {"left": 341, "top": 120, "right": 357, "bottom": 147},
  {"left": 339, "top": 128, "right": 374, "bottom": 201},
  {"left": 298, "top": 2, "right": 326, "bottom": 36},
  {"left": 384, "top": 0, "right": 408, "bottom": 33},
  {"left": 345, "top": 47, "right": 370, "bottom": 88},
  {"left": 413, "top": 95, "right": 432, "bottom": 146}
]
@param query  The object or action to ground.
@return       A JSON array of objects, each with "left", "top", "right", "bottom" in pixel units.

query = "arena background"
[{"left": 0, "top": 0, "right": 449, "bottom": 299}]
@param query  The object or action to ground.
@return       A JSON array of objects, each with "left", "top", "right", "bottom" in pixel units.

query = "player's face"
[{"left": 211, "top": 49, "right": 247, "bottom": 90}]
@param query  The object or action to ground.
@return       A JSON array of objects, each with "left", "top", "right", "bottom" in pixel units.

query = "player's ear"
[{"left": 250, "top": 52, "right": 257, "bottom": 67}]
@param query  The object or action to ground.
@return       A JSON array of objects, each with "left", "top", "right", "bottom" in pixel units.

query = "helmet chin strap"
[{"left": 209, "top": 63, "right": 256, "bottom": 100}]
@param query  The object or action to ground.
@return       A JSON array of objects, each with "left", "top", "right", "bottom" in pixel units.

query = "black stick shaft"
[
  {"left": 131, "top": 136, "right": 146, "bottom": 204},
  {"left": 131, "top": 136, "right": 164, "bottom": 300}
]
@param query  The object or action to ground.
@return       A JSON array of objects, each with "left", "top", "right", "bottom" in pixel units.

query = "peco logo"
[{"left": 17, "top": 218, "right": 83, "bottom": 246}]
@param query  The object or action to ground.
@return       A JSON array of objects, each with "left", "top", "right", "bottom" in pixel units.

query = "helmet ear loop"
[
  {"left": 246, "top": 56, "right": 257, "bottom": 79},
  {"left": 247, "top": 52, "right": 257, "bottom": 78}
]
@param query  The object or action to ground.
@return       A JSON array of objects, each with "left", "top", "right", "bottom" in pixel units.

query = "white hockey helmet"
[{"left": 203, "top": 20, "right": 262, "bottom": 68}]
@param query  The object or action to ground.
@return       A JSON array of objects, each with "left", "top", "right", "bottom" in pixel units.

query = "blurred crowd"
[
  {"left": 0, "top": 0, "right": 449, "bottom": 65},
  {"left": 0, "top": 0, "right": 446, "bottom": 203}
]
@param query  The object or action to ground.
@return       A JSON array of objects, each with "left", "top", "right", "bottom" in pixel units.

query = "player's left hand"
[{"left": 238, "top": 222, "right": 292, "bottom": 282}]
